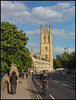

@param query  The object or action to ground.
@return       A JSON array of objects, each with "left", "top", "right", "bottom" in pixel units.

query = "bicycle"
[{"left": 42, "top": 80, "right": 48, "bottom": 96}]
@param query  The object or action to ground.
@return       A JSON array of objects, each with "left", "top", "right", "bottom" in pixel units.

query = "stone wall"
[
  {"left": 1, "top": 74, "right": 9, "bottom": 98},
  {"left": 9, "top": 64, "right": 19, "bottom": 78},
  {"left": 1, "top": 64, "right": 19, "bottom": 98}
]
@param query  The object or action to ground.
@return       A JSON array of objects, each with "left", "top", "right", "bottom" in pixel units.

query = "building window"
[
  {"left": 46, "top": 55, "right": 47, "bottom": 59},
  {"left": 46, "top": 47, "right": 47, "bottom": 51}
]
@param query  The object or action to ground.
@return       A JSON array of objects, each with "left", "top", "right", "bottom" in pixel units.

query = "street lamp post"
[{"left": 64, "top": 47, "right": 68, "bottom": 53}]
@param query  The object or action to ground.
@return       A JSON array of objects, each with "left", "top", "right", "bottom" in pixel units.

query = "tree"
[
  {"left": 1, "top": 21, "right": 32, "bottom": 71},
  {"left": 68, "top": 52, "right": 75, "bottom": 69},
  {"left": 56, "top": 55, "right": 61, "bottom": 61},
  {"left": 53, "top": 59, "right": 62, "bottom": 69},
  {"left": 61, "top": 51, "right": 75, "bottom": 69}
]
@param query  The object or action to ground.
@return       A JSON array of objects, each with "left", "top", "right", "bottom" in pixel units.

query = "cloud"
[
  {"left": 26, "top": 43, "right": 75, "bottom": 59},
  {"left": 26, "top": 43, "right": 40, "bottom": 54},
  {"left": 53, "top": 47, "right": 75, "bottom": 59},
  {"left": 52, "top": 28, "right": 75, "bottom": 39},
  {"left": 25, "top": 28, "right": 75, "bottom": 40},
  {"left": 1, "top": 1, "right": 75, "bottom": 24},
  {"left": 27, "top": 43, "right": 40, "bottom": 48},
  {"left": 25, "top": 30, "right": 40, "bottom": 35}
]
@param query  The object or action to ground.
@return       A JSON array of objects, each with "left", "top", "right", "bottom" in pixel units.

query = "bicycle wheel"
[{"left": 43, "top": 81, "right": 47, "bottom": 95}]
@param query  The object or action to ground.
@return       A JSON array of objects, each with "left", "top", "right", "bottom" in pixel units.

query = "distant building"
[{"left": 30, "top": 24, "right": 53, "bottom": 72}]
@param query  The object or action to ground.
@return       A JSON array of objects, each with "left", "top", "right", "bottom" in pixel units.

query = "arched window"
[
  {"left": 46, "top": 55, "right": 47, "bottom": 59},
  {"left": 44, "top": 36, "right": 46, "bottom": 43},
  {"left": 46, "top": 47, "right": 47, "bottom": 51}
]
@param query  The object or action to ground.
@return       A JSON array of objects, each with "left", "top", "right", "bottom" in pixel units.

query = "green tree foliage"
[
  {"left": 1, "top": 21, "right": 32, "bottom": 71},
  {"left": 68, "top": 52, "right": 75, "bottom": 69},
  {"left": 53, "top": 59, "right": 62, "bottom": 69},
  {"left": 61, "top": 51, "right": 75, "bottom": 69},
  {"left": 56, "top": 55, "right": 61, "bottom": 61}
]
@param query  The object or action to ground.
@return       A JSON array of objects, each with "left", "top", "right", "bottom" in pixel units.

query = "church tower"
[{"left": 40, "top": 24, "right": 53, "bottom": 69}]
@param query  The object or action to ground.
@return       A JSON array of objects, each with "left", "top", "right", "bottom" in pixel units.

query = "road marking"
[
  {"left": 53, "top": 80, "right": 59, "bottom": 83},
  {"left": 49, "top": 95, "right": 55, "bottom": 99},
  {"left": 40, "top": 86, "right": 42, "bottom": 88},
  {"left": 62, "top": 83, "right": 73, "bottom": 88},
  {"left": 35, "top": 79, "right": 37, "bottom": 81},
  {"left": 37, "top": 82, "right": 40, "bottom": 85},
  {"left": 31, "top": 76, "right": 42, "bottom": 99}
]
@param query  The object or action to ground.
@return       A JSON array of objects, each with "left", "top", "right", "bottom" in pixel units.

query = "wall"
[{"left": 1, "top": 74, "right": 9, "bottom": 98}]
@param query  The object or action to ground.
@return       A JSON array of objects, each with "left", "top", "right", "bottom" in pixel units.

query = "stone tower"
[
  {"left": 31, "top": 49, "right": 34, "bottom": 56},
  {"left": 40, "top": 24, "right": 53, "bottom": 69}
]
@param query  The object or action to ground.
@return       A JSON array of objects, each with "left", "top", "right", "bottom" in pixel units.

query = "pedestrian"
[
  {"left": 10, "top": 71, "right": 18, "bottom": 95},
  {"left": 22, "top": 70, "right": 24, "bottom": 79},
  {"left": 60, "top": 70, "right": 61, "bottom": 75},
  {"left": 29, "top": 70, "right": 30, "bottom": 75},
  {"left": 26, "top": 71, "right": 28, "bottom": 79},
  {"left": 40, "top": 70, "right": 48, "bottom": 96},
  {"left": 19, "top": 70, "right": 23, "bottom": 83}
]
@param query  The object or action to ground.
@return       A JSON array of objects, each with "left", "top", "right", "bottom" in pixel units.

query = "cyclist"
[{"left": 40, "top": 70, "right": 48, "bottom": 96}]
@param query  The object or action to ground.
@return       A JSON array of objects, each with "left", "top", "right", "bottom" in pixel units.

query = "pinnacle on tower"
[
  {"left": 49, "top": 24, "right": 52, "bottom": 31},
  {"left": 40, "top": 24, "right": 43, "bottom": 33},
  {"left": 45, "top": 25, "right": 48, "bottom": 31},
  {"left": 40, "top": 24, "right": 43, "bottom": 29},
  {"left": 41, "top": 24, "right": 43, "bottom": 27},
  {"left": 31, "top": 48, "right": 34, "bottom": 56}
]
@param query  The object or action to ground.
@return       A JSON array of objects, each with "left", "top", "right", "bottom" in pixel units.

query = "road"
[{"left": 32, "top": 71, "right": 75, "bottom": 99}]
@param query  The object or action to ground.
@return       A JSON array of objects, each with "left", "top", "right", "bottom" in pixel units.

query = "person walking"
[
  {"left": 60, "top": 70, "right": 61, "bottom": 75},
  {"left": 19, "top": 70, "right": 23, "bottom": 83},
  {"left": 26, "top": 71, "right": 28, "bottom": 79},
  {"left": 10, "top": 71, "right": 18, "bottom": 95},
  {"left": 22, "top": 70, "right": 24, "bottom": 79},
  {"left": 40, "top": 70, "right": 48, "bottom": 96}
]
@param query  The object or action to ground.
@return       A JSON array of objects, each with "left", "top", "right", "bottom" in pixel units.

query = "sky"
[{"left": 1, "top": 1, "right": 75, "bottom": 59}]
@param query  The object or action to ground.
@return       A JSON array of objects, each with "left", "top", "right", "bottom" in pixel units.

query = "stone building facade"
[
  {"left": 31, "top": 24, "right": 53, "bottom": 72},
  {"left": 40, "top": 24, "right": 53, "bottom": 68}
]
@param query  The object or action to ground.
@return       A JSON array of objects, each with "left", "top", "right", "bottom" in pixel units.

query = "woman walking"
[{"left": 10, "top": 71, "right": 18, "bottom": 95}]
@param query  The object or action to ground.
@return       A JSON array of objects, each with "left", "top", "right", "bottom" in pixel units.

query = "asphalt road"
[{"left": 32, "top": 71, "right": 75, "bottom": 99}]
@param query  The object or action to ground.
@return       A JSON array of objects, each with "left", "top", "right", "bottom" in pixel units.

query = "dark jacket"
[
  {"left": 10, "top": 74, "right": 18, "bottom": 85},
  {"left": 40, "top": 73, "right": 48, "bottom": 81},
  {"left": 19, "top": 71, "right": 22, "bottom": 78}
]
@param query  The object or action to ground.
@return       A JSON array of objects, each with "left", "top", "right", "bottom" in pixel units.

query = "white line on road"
[
  {"left": 35, "top": 79, "right": 37, "bottom": 82},
  {"left": 40, "top": 86, "right": 42, "bottom": 88},
  {"left": 53, "top": 80, "right": 59, "bottom": 83},
  {"left": 37, "top": 82, "right": 40, "bottom": 85},
  {"left": 49, "top": 95, "right": 55, "bottom": 99},
  {"left": 62, "top": 83, "right": 73, "bottom": 88}
]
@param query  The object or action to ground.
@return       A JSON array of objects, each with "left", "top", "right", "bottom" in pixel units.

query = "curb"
[{"left": 30, "top": 74, "right": 42, "bottom": 99}]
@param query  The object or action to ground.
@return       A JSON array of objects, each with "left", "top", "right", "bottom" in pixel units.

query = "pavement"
[
  {"left": 1, "top": 74, "right": 37, "bottom": 99},
  {"left": 1, "top": 71, "right": 75, "bottom": 99}
]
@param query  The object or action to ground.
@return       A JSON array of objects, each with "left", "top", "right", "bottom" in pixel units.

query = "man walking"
[{"left": 10, "top": 71, "right": 18, "bottom": 95}]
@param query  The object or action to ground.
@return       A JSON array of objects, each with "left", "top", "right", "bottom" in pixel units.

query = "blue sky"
[{"left": 1, "top": 1, "right": 75, "bottom": 59}]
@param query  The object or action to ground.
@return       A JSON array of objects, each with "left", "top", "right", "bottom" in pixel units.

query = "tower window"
[
  {"left": 46, "top": 55, "right": 47, "bottom": 59},
  {"left": 46, "top": 47, "right": 47, "bottom": 51}
]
